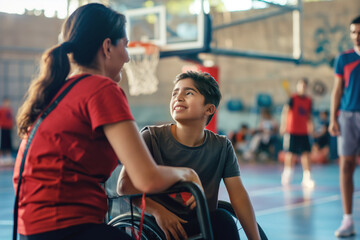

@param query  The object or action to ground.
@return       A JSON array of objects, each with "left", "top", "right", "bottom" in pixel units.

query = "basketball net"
[{"left": 125, "top": 41, "right": 160, "bottom": 96}]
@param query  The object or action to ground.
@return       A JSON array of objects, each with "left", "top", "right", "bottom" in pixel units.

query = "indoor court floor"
[{"left": 1, "top": 162, "right": 359, "bottom": 240}]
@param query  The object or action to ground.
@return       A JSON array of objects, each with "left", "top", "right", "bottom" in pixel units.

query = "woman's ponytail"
[
  {"left": 17, "top": 43, "right": 71, "bottom": 137},
  {"left": 17, "top": 3, "right": 127, "bottom": 137}
]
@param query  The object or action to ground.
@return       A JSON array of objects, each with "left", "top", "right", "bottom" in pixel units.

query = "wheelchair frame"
[
  {"left": 107, "top": 181, "right": 213, "bottom": 240},
  {"left": 217, "top": 200, "right": 268, "bottom": 240},
  {"left": 106, "top": 181, "right": 268, "bottom": 240}
]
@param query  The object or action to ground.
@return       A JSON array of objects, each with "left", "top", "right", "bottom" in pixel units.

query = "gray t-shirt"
[{"left": 141, "top": 123, "right": 240, "bottom": 211}]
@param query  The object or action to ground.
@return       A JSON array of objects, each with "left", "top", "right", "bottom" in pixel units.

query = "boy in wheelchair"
[{"left": 118, "top": 71, "right": 261, "bottom": 240}]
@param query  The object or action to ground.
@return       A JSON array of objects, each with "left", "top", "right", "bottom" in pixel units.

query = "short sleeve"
[
  {"left": 140, "top": 126, "right": 165, "bottom": 165},
  {"left": 288, "top": 97, "right": 293, "bottom": 108},
  {"left": 222, "top": 138, "right": 241, "bottom": 178},
  {"left": 334, "top": 54, "right": 344, "bottom": 77},
  {"left": 87, "top": 84, "right": 134, "bottom": 130},
  {"left": 140, "top": 127, "right": 153, "bottom": 154}
]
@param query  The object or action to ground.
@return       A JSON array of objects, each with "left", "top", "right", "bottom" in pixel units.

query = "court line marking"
[
  {"left": 257, "top": 190, "right": 360, "bottom": 216},
  {"left": 249, "top": 186, "right": 284, "bottom": 196},
  {"left": 1, "top": 196, "right": 359, "bottom": 226},
  {"left": 0, "top": 220, "right": 13, "bottom": 226},
  {"left": 0, "top": 187, "right": 14, "bottom": 193}
]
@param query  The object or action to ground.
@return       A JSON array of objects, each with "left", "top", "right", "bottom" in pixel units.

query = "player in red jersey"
[{"left": 279, "top": 78, "right": 315, "bottom": 188}]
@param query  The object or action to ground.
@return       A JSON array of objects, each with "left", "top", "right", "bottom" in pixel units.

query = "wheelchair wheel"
[
  {"left": 217, "top": 200, "right": 268, "bottom": 240},
  {"left": 108, "top": 213, "right": 166, "bottom": 240}
]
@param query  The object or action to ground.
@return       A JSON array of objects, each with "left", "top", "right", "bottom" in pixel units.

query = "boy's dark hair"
[
  {"left": 298, "top": 77, "right": 308, "bottom": 86},
  {"left": 322, "top": 110, "right": 329, "bottom": 117},
  {"left": 351, "top": 16, "right": 360, "bottom": 25},
  {"left": 241, "top": 124, "right": 248, "bottom": 130},
  {"left": 174, "top": 71, "right": 221, "bottom": 125}
]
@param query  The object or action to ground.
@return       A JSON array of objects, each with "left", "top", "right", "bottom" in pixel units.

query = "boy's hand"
[
  {"left": 328, "top": 120, "right": 340, "bottom": 136},
  {"left": 153, "top": 206, "right": 188, "bottom": 240}
]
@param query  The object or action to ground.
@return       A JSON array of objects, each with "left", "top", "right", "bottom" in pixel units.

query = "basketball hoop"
[{"left": 124, "top": 41, "right": 160, "bottom": 96}]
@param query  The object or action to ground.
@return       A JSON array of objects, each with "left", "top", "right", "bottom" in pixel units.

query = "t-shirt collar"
[{"left": 354, "top": 47, "right": 360, "bottom": 56}]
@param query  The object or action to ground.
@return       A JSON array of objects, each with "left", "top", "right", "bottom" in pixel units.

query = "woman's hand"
[
  {"left": 185, "top": 195, "right": 196, "bottom": 210},
  {"left": 179, "top": 168, "right": 203, "bottom": 210},
  {"left": 184, "top": 168, "right": 204, "bottom": 192}
]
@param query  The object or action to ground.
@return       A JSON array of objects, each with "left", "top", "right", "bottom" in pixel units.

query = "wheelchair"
[
  {"left": 104, "top": 166, "right": 267, "bottom": 239},
  {"left": 217, "top": 200, "right": 267, "bottom": 240}
]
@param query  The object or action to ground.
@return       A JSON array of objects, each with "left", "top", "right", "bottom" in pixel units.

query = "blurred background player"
[
  {"left": 280, "top": 78, "right": 315, "bottom": 188},
  {"left": 244, "top": 108, "right": 279, "bottom": 162},
  {"left": 228, "top": 123, "right": 251, "bottom": 158},
  {"left": 311, "top": 110, "right": 330, "bottom": 164},
  {"left": 0, "top": 97, "right": 14, "bottom": 166}
]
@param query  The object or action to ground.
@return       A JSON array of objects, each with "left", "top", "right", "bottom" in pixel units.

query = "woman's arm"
[
  {"left": 104, "top": 120, "right": 201, "bottom": 193},
  {"left": 118, "top": 167, "right": 189, "bottom": 240},
  {"left": 224, "top": 176, "right": 261, "bottom": 240}
]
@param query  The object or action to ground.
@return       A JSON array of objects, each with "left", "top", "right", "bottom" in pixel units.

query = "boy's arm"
[
  {"left": 307, "top": 98, "right": 314, "bottom": 134},
  {"left": 224, "top": 176, "right": 261, "bottom": 240},
  {"left": 279, "top": 104, "right": 289, "bottom": 135},
  {"left": 307, "top": 112, "right": 314, "bottom": 135},
  {"left": 118, "top": 167, "right": 188, "bottom": 240},
  {"left": 329, "top": 75, "right": 343, "bottom": 136}
]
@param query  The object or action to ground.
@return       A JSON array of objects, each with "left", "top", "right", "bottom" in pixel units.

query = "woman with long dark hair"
[{"left": 13, "top": 3, "right": 201, "bottom": 240}]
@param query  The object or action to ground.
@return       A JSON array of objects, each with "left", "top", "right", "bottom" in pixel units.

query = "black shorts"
[
  {"left": 0, "top": 128, "right": 12, "bottom": 151},
  {"left": 283, "top": 134, "right": 311, "bottom": 155},
  {"left": 314, "top": 134, "right": 330, "bottom": 149}
]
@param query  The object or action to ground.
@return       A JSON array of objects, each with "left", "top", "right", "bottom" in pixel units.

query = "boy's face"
[
  {"left": 350, "top": 23, "right": 360, "bottom": 48},
  {"left": 170, "top": 78, "right": 214, "bottom": 124},
  {"left": 296, "top": 81, "right": 307, "bottom": 95},
  {"left": 2, "top": 99, "right": 10, "bottom": 107}
]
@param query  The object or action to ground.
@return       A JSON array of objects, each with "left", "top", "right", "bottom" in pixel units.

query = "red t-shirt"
[
  {"left": 13, "top": 74, "right": 134, "bottom": 235},
  {"left": 0, "top": 107, "right": 13, "bottom": 129},
  {"left": 285, "top": 94, "right": 312, "bottom": 135}
]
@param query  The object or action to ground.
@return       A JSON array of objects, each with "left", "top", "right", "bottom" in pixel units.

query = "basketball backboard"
[{"left": 115, "top": 0, "right": 210, "bottom": 58}]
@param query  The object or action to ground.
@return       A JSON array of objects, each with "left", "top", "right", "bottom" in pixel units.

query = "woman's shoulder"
[
  {"left": 69, "top": 74, "right": 121, "bottom": 94},
  {"left": 78, "top": 74, "right": 114, "bottom": 86}
]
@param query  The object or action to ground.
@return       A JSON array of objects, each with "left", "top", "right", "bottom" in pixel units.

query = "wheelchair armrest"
[{"left": 119, "top": 181, "right": 213, "bottom": 240}]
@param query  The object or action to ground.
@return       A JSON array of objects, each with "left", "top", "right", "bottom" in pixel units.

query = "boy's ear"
[
  {"left": 101, "top": 38, "right": 112, "bottom": 59},
  {"left": 205, "top": 104, "right": 216, "bottom": 116}
]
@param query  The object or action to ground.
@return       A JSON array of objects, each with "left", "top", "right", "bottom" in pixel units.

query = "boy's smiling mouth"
[{"left": 173, "top": 105, "right": 187, "bottom": 111}]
